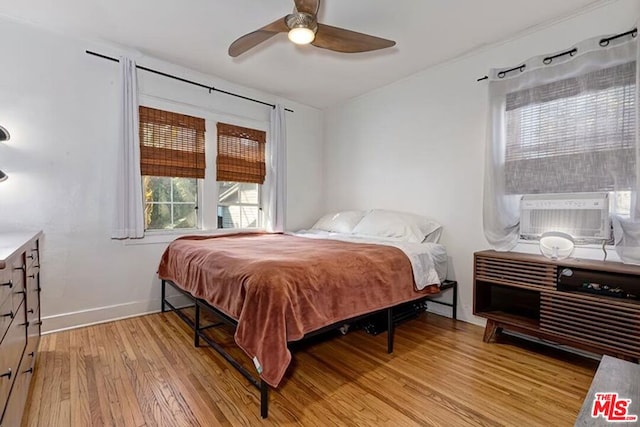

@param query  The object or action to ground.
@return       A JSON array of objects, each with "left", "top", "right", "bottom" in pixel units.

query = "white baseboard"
[{"left": 42, "top": 295, "right": 190, "bottom": 334}]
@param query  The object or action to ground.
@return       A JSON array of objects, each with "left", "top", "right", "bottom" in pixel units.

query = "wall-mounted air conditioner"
[{"left": 520, "top": 193, "right": 610, "bottom": 242}]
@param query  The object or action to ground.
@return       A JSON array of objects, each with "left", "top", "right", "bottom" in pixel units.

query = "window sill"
[{"left": 122, "top": 228, "right": 264, "bottom": 246}]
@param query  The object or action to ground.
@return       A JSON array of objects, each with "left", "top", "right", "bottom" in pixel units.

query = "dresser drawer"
[
  {"left": 0, "top": 348, "right": 34, "bottom": 427},
  {"left": 25, "top": 267, "right": 39, "bottom": 320},
  {"left": 25, "top": 308, "right": 40, "bottom": 364},
  {"left": 0, "top": 271, "right": 11, "bottom": 310},
  {"left": 25, "top": 242, "right": 39, "bottom": 270},
  {"left": 0, "top": 298, "right": 14, "bottom": 346},
  {"left": 541, "top": 292, "right": 640, "bottom": 357},
  {"left": 25, "top": 265, "right": 39, "bottom": 293},
  {"left": 0, "top": 302, "right": 27, "bottom": 416},
  {"left": 10, "top": 260, "right": 25, "bottom": 319}
]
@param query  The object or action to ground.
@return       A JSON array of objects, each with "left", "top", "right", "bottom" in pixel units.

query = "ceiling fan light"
[{"left": 288, "top": 27, "right": 315, "bottom": 45}]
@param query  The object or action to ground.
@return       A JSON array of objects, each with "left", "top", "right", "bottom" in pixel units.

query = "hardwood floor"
[{"left": 23, "top": 311, "right": 598, "bottom": 426}]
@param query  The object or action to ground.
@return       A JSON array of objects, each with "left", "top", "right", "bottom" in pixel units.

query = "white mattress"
[{"left": 291, "top": 230, "right": 448, "bottom": 290}]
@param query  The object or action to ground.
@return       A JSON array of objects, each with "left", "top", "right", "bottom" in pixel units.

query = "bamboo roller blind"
[
  {"left": 139, "top": 106, "right": 206, "bottom": 179},
  {"left": 216, "top": 122, "right": 266, "bottom": 184}
]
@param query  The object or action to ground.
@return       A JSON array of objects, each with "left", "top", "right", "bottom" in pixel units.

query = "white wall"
[
  {"left": 0, "top": 17, "right": 324, "bottom": 332},
  {"left": 323, "top": 0, "right": 639, "bottom": 324}
]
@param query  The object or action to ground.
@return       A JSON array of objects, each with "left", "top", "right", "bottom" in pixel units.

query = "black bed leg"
[
  {"left": 260, "top": 381, "right": 269, "bottom": 418},
  {"left": 194, "top": 303, "right": 201, "bottom": 347},
  {"left": 452, "top": 281, "right": 458, "bottom": 320},
  {"left": 387, "top": 307, "right": 394, "bottom": 354},
  {"left": 161, "top": 280, "right": 166, "bottom": 313}
]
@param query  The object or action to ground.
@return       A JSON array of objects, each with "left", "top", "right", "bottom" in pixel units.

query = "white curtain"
[
  {"left": 484, "top": 30, "right": 638, "bottom": 254},
  {"left": 264, "top": 104, "right": 287, "bottom": 232},
  {"left": 613, "top": 32, "right": 640, "bottom": 264},
  {"left": 111, "top": 57, "right": 144, "bottom": 239}
]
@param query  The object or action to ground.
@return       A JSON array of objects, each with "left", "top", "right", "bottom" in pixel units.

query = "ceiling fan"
[{"left": 228, "top": 0, "right": 396, "bottom": 57}]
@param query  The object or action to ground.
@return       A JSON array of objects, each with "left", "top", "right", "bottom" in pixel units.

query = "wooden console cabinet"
[
  {"left": 474, "top": 250, "right": 640, "bottom": 361},
  {"left": 0, "top": 231, "right": 42, "bottom": 426}
]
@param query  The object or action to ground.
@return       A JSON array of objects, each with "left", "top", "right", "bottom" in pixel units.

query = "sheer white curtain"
[
  {"left": 614, "top": 32, "right": 640, "bottom": 264},
  {"left": 264, "top": 104, "right": 287, "bottom": 232},
  {"left": 111, "top": 57, "right": 144, "bottom": 239},
  {"left": 484, "top": 31, "right": 638, "bottom": 254}
]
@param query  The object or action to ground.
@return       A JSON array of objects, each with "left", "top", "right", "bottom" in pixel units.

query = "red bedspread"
[{"left": 158, "top": 233, "right": 438, "bottom": 387}]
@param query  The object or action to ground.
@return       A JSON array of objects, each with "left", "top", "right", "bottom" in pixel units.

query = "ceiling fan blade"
[
  {"left": 228, "top": 17, "right": 289, "bottom": 57},
  {"left": 312, "top": 23, "right": 396, "bottom": 53},
  {"left": 293, "top": 0, "right": 320, "bottom": 15}
]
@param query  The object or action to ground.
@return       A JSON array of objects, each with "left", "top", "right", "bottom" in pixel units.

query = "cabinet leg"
[{"left": 483, "top": 319, "right": 500, "bottom": 343}]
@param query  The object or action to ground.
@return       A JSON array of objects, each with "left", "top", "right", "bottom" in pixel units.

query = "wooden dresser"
[
  {"left": 474, "top": 250, "right": 640, "bottom": 361},
  {"left": 0, "top": 231, "right": 42, "bottom": 426}
]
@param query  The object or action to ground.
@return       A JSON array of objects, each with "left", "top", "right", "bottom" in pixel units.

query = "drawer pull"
[
  {"left": 37, "top": 288, "right": 42, "bottom": 293},
  {"left": 28, "top": 352, "right": 34, "bottom": 357},
  {"left": 0, "top": 369, "right": 11, "bottom": 380},
  {"left": 13, "top": 265, "right": 25, "bottom": 272},
  {"left": 28, "top": 274, "right": 35, "bottom": 279},
  {"left": 33, "top": 321, "right": 42, "bottom": 326},
  {"left": 0, "top": 281, "right": 12, "bottom": 289},
  {"left": 28, "top": 309, "right": 34, "bottom": 314},
  {"left": 27, "top": 254, "right": 34, "bottom": 260},
  {"left": 1, "top": 311, "right": 14, "bottom": 319},
  {"left": 23, "top": 367, "right": 33, "bottom": 374}
]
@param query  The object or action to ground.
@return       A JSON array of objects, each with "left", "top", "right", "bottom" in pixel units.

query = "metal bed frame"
[
  {"left": 425, "top": 279, "right": 458, "bottom": 319},
  {"left": 161, "top": 279, "right": 400, "bottom": 419}
]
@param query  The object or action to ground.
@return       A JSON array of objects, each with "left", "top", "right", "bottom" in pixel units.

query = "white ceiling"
[{"left": 0, "top": 0, "right": 609, "bottom": 108}]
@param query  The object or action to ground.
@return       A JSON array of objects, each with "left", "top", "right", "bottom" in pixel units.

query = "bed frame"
[{"left": 161, "top": 278, "right": 402, "bottom": 418}]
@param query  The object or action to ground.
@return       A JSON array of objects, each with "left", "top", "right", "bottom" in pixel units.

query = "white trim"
[{"left": 41, "top": 295, "right": 189, "bottom": 334}]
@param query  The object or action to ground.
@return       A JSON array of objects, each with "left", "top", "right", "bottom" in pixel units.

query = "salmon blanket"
[{"left": 158, "top": 233, "right": 439, "bottom": 387}]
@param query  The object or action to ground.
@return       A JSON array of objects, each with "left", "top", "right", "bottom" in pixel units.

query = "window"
[
  {"left": 504, "top": 61, "right": 636, "bottom": 214},
  {"left": 144, "top": 176, "right": 198, "bottom": 229},
  {"left": 217, "top": 182, "right": 260, "bottom": 228},
  {"left": 216, "top": 122, "right": 266, "bottom": 229},
  {"left": 139, "top": 106, "right": 206, "bottom": 230},
  {"left": 505, "top": 62, "right": 636, "bottom": 194},
  {"left": 483, "top": 32, "right": 637, "bottom": 251}
]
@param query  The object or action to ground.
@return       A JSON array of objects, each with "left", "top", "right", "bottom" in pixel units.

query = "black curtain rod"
[
  {"left": 86, "top": 50, "right": 294, "bottom": 112},
  {"left": 600, "top": 28, "right": 637, "bottom": 46},
  {"left": 476, "top": 27, "right": 637, "bottom": 82}
]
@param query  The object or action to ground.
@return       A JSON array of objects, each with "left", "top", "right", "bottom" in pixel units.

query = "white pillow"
[
  {"left": 352, "top": 209, "right": 442, "bottom": 243},
  {"left": 311, "top": 210, "right": 365, "bottom": 234}
]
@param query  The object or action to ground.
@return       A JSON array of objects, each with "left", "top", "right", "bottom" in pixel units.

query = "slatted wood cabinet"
[
  {"left": 474, "top": 250, "right": 640, "bottom": 361},
  {"left": 0, "top": 231, "right": 42, "bottom": 426}
]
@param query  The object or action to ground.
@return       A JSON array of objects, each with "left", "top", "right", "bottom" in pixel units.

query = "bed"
[{"left": 157, "top": 210, "right": 448, "bottom": 418}]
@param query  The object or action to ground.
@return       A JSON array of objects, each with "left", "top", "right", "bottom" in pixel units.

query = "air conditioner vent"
[{"left": 520, "top": 192, "right": 610, "bottom": 242}]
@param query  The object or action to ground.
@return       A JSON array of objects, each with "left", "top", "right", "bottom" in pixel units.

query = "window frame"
[
  {"left": 142, "top": 176, "right": 203, "bottom": 232},
  {"left": 131, "top": 95, "right": 269, "bottom": 242},
  {"left": 216, "top": 181, "right": 263, "bottom": 230}
]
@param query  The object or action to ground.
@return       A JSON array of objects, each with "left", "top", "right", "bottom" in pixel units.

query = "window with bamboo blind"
[
  {"left": 216, "top": 122, "right": 266, "bottom": 229},
  {"left": 139, "top": 106, "right": 206, "bottom": 230},
  {"left": 216, "top": 122, "right": 266, "bottom": 184},
  {"left": 139, "top": 106, "right": 206, "bottom": 179}
]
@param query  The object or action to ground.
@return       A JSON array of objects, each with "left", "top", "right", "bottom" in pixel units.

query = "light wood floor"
[{"left": 23, "top": 311, "right": 598, "bottom": 426}]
